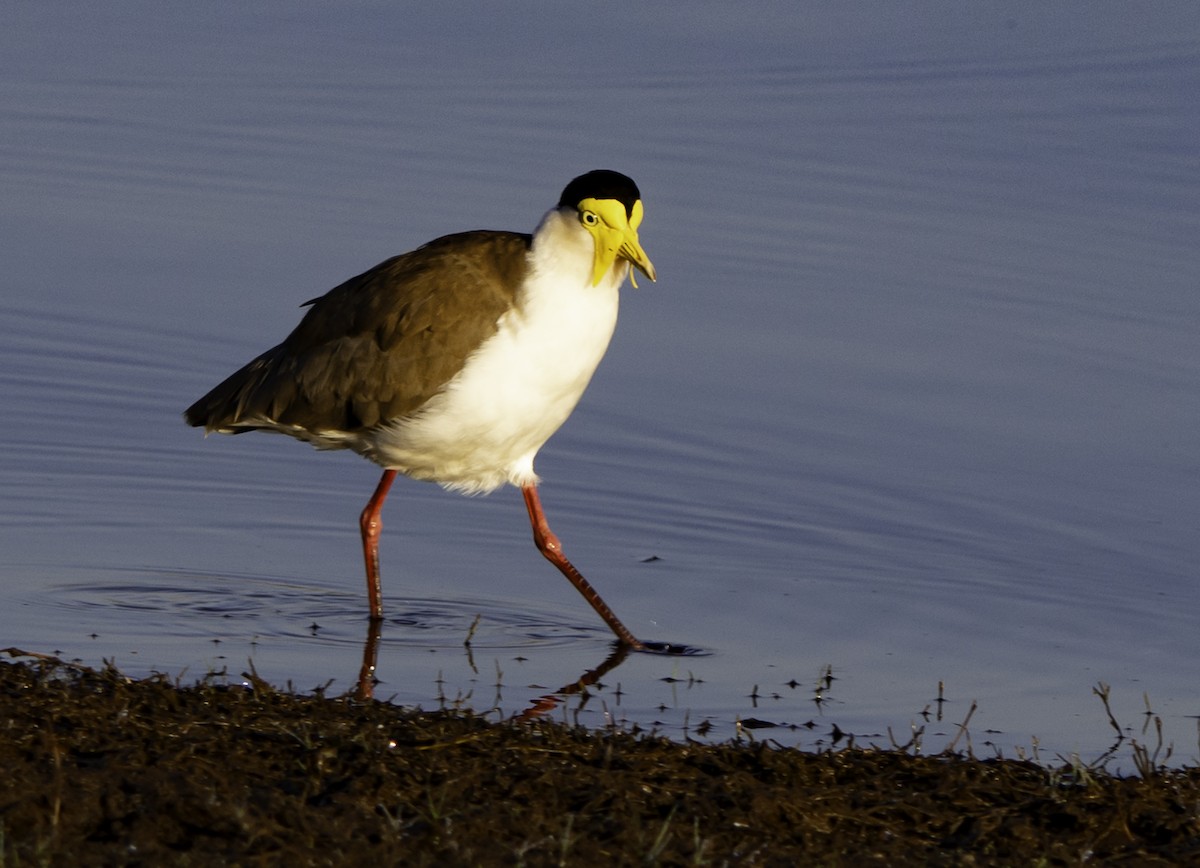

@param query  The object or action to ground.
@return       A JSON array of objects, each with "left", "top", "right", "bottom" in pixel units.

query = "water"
[{"left": 2, "top": 3, "right": 1199, "bottom": 767}]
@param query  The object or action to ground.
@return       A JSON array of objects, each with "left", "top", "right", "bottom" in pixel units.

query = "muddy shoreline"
[{"left": 3, "top": 654, "right": 1198, "bottom": 865}]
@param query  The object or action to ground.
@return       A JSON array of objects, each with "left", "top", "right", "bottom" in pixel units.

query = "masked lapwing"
[{"left": 185, "top": 170, "right": 655, "bottom": 648}]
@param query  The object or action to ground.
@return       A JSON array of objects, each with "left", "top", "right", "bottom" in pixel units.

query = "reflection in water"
[
  {"left": 354, "top": 618, "right": 383, "bottom": 701},
  {"left": 515, "top": 643, "right": 633, "bottom": 722},
  {"left": 352, "top": 618, "right": 705, "bottom": 709},
  {"left": 350, "top": 613, "right": 631, "bottom": 708}
]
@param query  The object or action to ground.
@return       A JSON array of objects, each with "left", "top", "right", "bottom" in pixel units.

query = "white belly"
[{"left": 361, "top": 237, "right": 622, "bottom": 493}]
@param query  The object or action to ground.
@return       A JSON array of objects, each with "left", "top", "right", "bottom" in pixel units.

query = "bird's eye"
[{"left": 580, "top": 210, "right": 599, "bottom": 226}]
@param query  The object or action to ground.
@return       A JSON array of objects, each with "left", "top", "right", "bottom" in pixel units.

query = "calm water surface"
[{"left": 3, "top": 4, "right": 1199, "bottom": 766}]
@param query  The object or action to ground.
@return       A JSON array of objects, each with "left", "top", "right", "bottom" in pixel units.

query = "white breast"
[{"left": 360, "top": 208, "right": 625, "bottom": 494}]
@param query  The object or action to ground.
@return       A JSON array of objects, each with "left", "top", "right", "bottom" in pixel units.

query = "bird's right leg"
[{"left": 359, "top": 469, "right": 397, "bottom": 620}]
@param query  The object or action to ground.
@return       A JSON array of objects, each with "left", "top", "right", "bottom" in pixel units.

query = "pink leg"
[
  {"left": 359, "top": 469, "right": 397, "bottom": 620},
  {"left": 522, "top": 484, "right": 644, "bottom": 649}
]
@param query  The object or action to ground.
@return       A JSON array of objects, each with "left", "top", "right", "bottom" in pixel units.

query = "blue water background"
[{"left": 2, "top": 3, "right": 1198, "bottom": 765}]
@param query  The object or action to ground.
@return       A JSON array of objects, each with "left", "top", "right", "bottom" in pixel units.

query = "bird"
[{"left": 185, "top": 169, "right": 655, "bottom": 649}]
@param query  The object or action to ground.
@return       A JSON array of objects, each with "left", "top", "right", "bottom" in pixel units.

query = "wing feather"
[{"left": 185, "top": 231, "right": 532, "bottom": 440}]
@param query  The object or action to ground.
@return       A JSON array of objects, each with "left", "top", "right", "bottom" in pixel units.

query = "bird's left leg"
[{"left": 521, "top": 483, "right": 644, "bottom": 649}]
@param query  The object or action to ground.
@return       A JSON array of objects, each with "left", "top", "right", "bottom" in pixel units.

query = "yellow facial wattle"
[{"left": 578, "top": 197, "right": 656, "bottom": 288}]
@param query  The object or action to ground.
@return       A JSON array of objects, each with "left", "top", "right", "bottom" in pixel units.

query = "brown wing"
[{"left": 185, "top": 231, "right": 532, "bottom": 436}]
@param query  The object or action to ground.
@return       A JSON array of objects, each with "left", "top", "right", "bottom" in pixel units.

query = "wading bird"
[{"left": 185, "top": 170, "right": 655, "bottom": 648}]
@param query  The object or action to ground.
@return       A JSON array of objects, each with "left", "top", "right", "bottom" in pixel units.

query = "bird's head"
[{"left": 559, "top": 170, "right": 657, "bottom": 288}]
